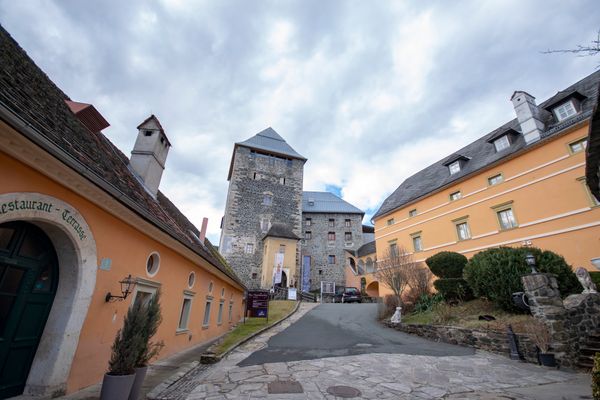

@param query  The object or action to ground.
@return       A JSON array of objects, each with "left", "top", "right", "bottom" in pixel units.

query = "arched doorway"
[
  {"left": 0, "top": 222, "right": 59, "bottom": 399},
  {"left": 280, "top": 271, "right": 288, "bottom": 288},
  {"left": 366, "top": 281, "right": 380, "bottom": 298}
]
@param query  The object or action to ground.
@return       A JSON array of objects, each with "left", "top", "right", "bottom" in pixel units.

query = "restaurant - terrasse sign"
[{"left": 0, "top": 198, "right": 88, "bottom": 241}]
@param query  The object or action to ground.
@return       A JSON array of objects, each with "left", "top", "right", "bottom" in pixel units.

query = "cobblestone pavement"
[{"left": 180, "top": 303, "right": 590, "bottom": 399}]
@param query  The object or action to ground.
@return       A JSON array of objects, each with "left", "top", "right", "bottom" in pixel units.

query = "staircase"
[{"left": 577, "top": 333, "right": 600, "bottom": 369}]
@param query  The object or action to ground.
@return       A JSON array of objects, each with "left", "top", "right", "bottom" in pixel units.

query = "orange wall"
[
  {"left": 1, "top": 151, "right": 245, "bottom": 392},
  {"left": 344, "top": 252, "right": 394, "bottom": 298},
  {"left": 374, "top": 124, "right": 600, "bottom": 271}
]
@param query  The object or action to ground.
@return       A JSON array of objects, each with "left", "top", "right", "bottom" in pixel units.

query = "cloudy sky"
[{"left": 1, "top": 1, "right": 599, "bottom": 242}]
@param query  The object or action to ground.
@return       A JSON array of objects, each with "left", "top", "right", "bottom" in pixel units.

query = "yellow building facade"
[{"left": 373, "top": 71, "right": 600, "bottom": 273}]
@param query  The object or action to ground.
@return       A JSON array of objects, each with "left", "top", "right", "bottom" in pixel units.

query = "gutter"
[{"left": 0, "top": 101, "right": 246, "bottom": 289}]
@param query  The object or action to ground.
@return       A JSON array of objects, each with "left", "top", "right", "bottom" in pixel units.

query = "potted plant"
[
  {"left": 129, "top": 292, "right": 164, "bottom": 400},
  {"left": 100, "top": 302, "right": 146, "bottom": 400},
  {"left": 525, "top": 319, "right": 556, "bottom": 367}
]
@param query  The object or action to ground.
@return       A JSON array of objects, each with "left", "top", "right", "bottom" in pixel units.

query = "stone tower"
[{"left": 220, "top": 127, "right": 306, "bottom": 289}]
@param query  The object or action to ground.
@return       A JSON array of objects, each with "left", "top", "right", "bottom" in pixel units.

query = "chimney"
[
  {"left": 199, "top": 217, "right": 209, "bottom": 242},
  {"left": 510, "top": 91, "right": 545, "bottom": 144},
  {"left": 130, "top": 115, "right": 171, "bottom": 197}
]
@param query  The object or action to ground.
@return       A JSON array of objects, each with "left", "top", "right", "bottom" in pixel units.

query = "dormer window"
[
  {"left": 448, "top": 161, "right": 461, "bottom": 175},
  {"left": 493, "top": 135, "right": 510, "bottom": 152},
  {"left": 553, "top": 100, "right": 577, "bottom": 122}
]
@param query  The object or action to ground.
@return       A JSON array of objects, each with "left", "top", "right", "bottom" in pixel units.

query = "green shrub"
[
  {"left": 414, "top": 293, "right": 444, "bottom": 313},
  {"left": 433, "top": 278, "right": 473, "bottom": 300},
  {"left": 464, "top": 246, "right": 581, "bottom": 312},
  {"left": 590, "top": 272, "right": 600, "bottom": 289},
  {"left": 593, "top": 352, "right": 600, "bottom": 400},
  {"left": 425, "top": 251, "right": 468, "bottom": 278}
]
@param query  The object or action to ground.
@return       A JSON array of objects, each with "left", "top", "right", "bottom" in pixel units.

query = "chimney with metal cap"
[{"left": 510, "top": 91, "right": 545, "bottom": 144}]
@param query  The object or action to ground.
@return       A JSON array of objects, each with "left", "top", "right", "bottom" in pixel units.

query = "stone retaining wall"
[{"left": 385, "top": 322, "right": 538, "bottom": 363}]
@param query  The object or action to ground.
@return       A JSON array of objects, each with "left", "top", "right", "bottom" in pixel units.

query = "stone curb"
[
  {"left": 146, "top": 361, "right": 199, "bottom": 400},
  {"left": 146, "top": 300, "right": 302, "bottom": 399},
  {"left": 202, "top": 300, "right": 302, "bottom": 363}
]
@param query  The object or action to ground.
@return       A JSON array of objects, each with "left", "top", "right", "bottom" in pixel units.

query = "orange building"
[
  {"left": 0, "top": 27, "right": 245, "bottom": 398},
  {"left": 373, "top": 70, "right": 600, "bottom": 275}
]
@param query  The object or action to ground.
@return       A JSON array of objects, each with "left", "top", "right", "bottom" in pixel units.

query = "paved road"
[{"left": 239, "top": 303, "right": 474, "bottom": 366}]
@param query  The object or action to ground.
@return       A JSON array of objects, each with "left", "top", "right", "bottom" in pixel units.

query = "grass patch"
[
  {"left": 213, "top": 300, "right": 297, "bottom": 355},
  {"left": 403, "top": 298, "right": 534, "bottom": 333}
]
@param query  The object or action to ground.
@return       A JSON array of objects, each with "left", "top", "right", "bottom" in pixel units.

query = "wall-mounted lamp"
[
  {"left": 105, "top": 274, "right": 137, "bottom": 302},
  {"left": 525, "top": 253, "right": 538, "bottom": 274}
]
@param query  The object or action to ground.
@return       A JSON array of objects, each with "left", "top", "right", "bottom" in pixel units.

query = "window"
[
  {"left": 488, "top": 173, "right": 503, "bottom": 186},
  {"left": 328, "top": 232, "right": 336, "bottom": 241},
  {"left": 449, "top": 191, "right": 462, "bottom": 201},
  {"left": 228, "top": 302, "right": 233, "bottom": 322},
  {"left": 496, "top": 207, "right": 518, "bottom": 230},
  {"left": 202, "top": 301, "right": 212, "bottom": 327},
  {"left": 409, "top": 209, "right": 417, "bottom": 218},
  {"left": 217, "top": 301, "right": 224, "bottom": 325},
  {"left": 245, "top": 243, "right": 254, "bottom": 254},
  {"left": 455, "top": 220, "right": 471, "bottom": 241},
  {"left": 345, "top": 219, "right": 351, "bottom": 227},
  {"left": 146, "top": 252, "right": 160, "bottom": 277},
  {"left": 554, "top": 100, "right": 577, "bottom": 121},
  {"left": 318, "top": 269, "right": 323, "bottom": 275},
  {"left": 178, "top": 294, "right": 193, "bottom": 331},
  {"left": 144, "top": 130, "right": 153, "bottom": 137},
  {"left": 305, "top": 231, "right": 312, "bottom": 240},
  {"left": 389, "top": 242, "right": 398, "bottom": 257},
  {"left": 569, "top": 138, "right": 588, "bottom": 154},
  {"left": 493, "top": 135, "right": 510, "bottom": 152},
  {"left": 261, "top": 218, "right": 270, "bottom": 233},
  {"left": 387, "top": 218, "right": 395, "bottom": 226},
  {"left": 263, "top": 193, "right": 273, "bottom": 206},
  {"left": 448, "top": 161, "right": 461, "bottom": 175},
  {"left": 345, "top": 232, "right": 352, "bottom": 242},
  {"left": 411, "top": 233, "right": 423, "bottom": 252},
  {"left": 328, "top": 219, "right": 335, "bottom": 228},
  {"left": 208, "top": 281, "right": 214, "bottom": 293},
  {"left": 279, "top": 177, "right": 286, "bottom": 185},
  {"left": 253, "top": 172, "right": 257, "bottom": 180},
  {"left": 305, "top": 218, "right": 312, "bottom": 226},
  {"left": 328, "top": 255, "right": 336, "bottom": 264},
  {"left": 251, "top": 272, "right": 257, "bottom": 279},
  {"left": 188, "top": 272, "right": 196, "bottom": 288},
  {"left": 221, "top": 287, "right": 225, "bottom": 298},
  {"left": 279, "top": 244, "right": 286, "bottom": 253}
]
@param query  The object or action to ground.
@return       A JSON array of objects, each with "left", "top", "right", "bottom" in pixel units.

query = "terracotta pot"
[
  {"left": 100, "top": 373, "right": 135, "bottom": 400},
  {"left": 539, "top": 352, "right": 557, "bottom": 367},
  {"left": 128, "top": 366, "right": 149, "bottom": 400}
]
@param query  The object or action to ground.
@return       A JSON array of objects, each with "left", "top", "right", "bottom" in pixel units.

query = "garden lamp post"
[{"left": 525, "top": 253, "right": 538, "bottom": 274}]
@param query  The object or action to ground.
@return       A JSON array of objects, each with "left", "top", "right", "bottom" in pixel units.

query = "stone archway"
[
  {"left": 0, "top": 193, "right": 97, "bottom": 396},
  {"left": 366, "top": 281, "right": 380, "bottom": 298}
]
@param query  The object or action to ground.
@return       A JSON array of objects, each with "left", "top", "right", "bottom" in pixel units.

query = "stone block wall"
[
  {"left": 385, "top": 322, "right": 538, "bottom": 363},
  {"left": 301, "top": 212, "right": 363, "bottom": 291}
]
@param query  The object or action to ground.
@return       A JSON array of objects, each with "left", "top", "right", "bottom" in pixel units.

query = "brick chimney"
[
  {"left": 130, "top": 115, "right": 171, "bottom": 197},
  {"left": 510, "top": 91, "right": 545, "bottom": 144}
]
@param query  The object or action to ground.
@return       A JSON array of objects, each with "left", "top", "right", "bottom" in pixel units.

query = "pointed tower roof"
[
  {"left": 137, "top": 114, "right": 171, "bottom": 146},
  {"left": 228, "top": 127, "right": 306, "bottom": 180}
]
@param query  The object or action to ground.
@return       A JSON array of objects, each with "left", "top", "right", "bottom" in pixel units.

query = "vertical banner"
[
  {"left": 273, "top": 252, "right": 284, "bottom": 284},
  {"left": 302, "top": 256, "right": 311, "bottom": 291}
]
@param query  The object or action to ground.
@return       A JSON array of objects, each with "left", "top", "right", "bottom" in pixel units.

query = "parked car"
[
  {"left": 341, "top": 287, "right": 362, "bottom": 303},
  {"left": 333, "top": 286, "right": 345, "bottom": 303}
]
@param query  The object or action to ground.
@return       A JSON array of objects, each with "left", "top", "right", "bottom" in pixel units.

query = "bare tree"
[
  {"left": 376, "top": 247, "right": 422, "bottom": 304},
  {"left": 542, "top": 30, "right": 600, "bottom": 64}
]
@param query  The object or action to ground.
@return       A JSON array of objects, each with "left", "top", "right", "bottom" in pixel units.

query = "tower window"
[
  {"left": 263, "top": 193, "right": 273, "bottom": 206},
  {"left": 328, "top": 219, "right": 335, "bottom": 227},
  {"left": 279, "top": 177, "right": 286, "bottom": 185},
  {"left": 345, "top": 219, "right": 351, "bottom": 227},
  {"left": 144, "top": 130, "right": 153, "bottom": 136}
]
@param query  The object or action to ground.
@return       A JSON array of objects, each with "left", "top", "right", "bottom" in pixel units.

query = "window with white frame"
[
  {"left": 279, "top": 177, "right": 286, "bottom": 185},
  {"left": 217, "top": 301, "right": 224, "bottom": 325},
  {"left": 328, "top": 255, "right": 336, "bottom": 264},
  {"left": 305, "top": 218, "right": 312, "bottom": 226},
  {"left": 260, "top": 218, "right": 270, "bottom": 233},
  {"left": 448, "top": 161, "right": 461, "bottom": 175},
  {"left": 132, "top": 279, "right": 160, "bottom": 309},
  {"left": 228, "top": 302, "right": 233, "bottom": 321},
  {"left": 449, "top": 191, "right": 462, "bottom": 201},
  {"left": 411, "top": 234, "right": 423, "bottom": 252},
  {"left": 178, "top": 292, "right": 194, "bottom": 331},
  {"left": 345, "top": 219, "right": 351, "bottom": 227},
  {"left": 455, "top": 220, "right": 471, "bottom": 241},
  {"left": 345, "top": 232, "right": 352, "bottom": 242},
  {"left": 569, "top": 138, "right": 588, "bottom": 154},
  {"left": 328, "top": 232, "right": 336, "bottom": 241},
  {"left": 496, "top": 207, "right": 517, "bottom": 230},
  {"left": 389, "top": 241, "right": 398, "bottom": 257},
  {"left": 409, "top": 209, "right": 417, "bottom": 217},
  {"left": 387, "top": 218, "right": 395, "bottom": 225},
  {"left": 554, "top": 100, "right": 577, "bottom": 121},
  {"left": 263, "top": 193, "right": 273, "bottom": 206},
  {"left": 328, "top": 218, "right": 335, "bottom": 228},
  {"left": 493, "top": 135, "right": 510, "bottom": 152},
  {"left": 488, "top": 173, "right": 503, "bottom": 186},
  {"left": 305, "top": 231, "right": 312, "bottom": 240},
  {"left": 245, "top": 243, "right": 254, "bottom": 254},
  {"left": 278, "top": 244, "right": 286, "bottom": 253},
  {"left": 203, "top": 300, "right": 212, "bottom": 327}
]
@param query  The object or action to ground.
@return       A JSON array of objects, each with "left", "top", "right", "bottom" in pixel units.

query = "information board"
[
  {"left": 246, "top": 290, "right": 269, "bottom": 319},
  {"left": 288, "top": 287, "right": 297, "bottom": 300}
]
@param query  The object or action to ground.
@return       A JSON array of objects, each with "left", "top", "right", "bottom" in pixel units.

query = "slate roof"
[
  {"left": 302, "top": 191, "right": 364, "bottom": 215},
  {"left": 356, "top": 241, "right": 376, "bottom": 257},
  {"left": 0, "top": 26, "right": 243, "bottom": 288},
  {"left": 263, "top": 223, "right": 300, "bottom": 240},
  {"left": 374, "top": 70, "right": 600, "bottom": 219}
]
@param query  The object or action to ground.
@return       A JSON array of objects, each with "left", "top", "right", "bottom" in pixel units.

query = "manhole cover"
[
  {"left": 268, "top": 380, "right": 303, "bottom": 394},
  {"left": 327, "top": 385, "right": 362, "bottom": 398}
]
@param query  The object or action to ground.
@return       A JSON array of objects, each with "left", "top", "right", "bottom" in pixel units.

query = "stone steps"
[{"left": 577, "top": 334, "right": 600, "bottom": 369}]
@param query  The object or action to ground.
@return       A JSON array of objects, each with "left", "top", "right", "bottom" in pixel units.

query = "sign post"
[{"left": 246, "top": 290, "right": 269, "bottom": 323}]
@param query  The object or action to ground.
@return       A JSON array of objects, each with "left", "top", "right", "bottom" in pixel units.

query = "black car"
[{"left": 341, "top": 287, "right": 362, "bottom": 303}]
